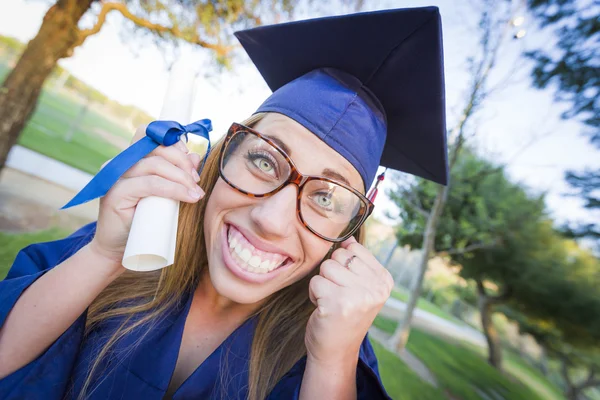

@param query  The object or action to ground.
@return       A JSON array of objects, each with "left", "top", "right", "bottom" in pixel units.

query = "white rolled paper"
[{"left": 122, "top": 55, "right": 198, "bottom": 271}]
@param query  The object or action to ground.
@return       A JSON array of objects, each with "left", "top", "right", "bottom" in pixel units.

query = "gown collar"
[{"left": 121, "top": 292, "right": 258, "bottom": 398}]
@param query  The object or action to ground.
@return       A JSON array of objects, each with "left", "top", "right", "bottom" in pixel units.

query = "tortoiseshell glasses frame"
[{"left": 218, "top": 122, "right": 375, "bottom": 243}]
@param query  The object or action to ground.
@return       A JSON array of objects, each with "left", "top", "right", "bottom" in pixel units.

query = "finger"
[
  {"left": 122, "top": 156, "right": 200, "bottom": 190},
  {"left": 341, "top": 236, "right": 380, "bottom": 270},
  {"left": 188, "top": 152, "right": 202, "bottom": 171},
  {"left": 109, "top": 175, "right": 204, "bottom": 205},
  {"left": 309, "top": 275, "right": 339, "bottom": 311},
  {"left": 148, "top": 144, "right": 195, "bottom": 176},
  {"left": 319, "top": 259, "right": 359, "bottom": 288},
  {"left": 330, "top": 248, "right": 369, "bottom": 275}
]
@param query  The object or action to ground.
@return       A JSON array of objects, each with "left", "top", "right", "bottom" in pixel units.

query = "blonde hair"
[{"left": 80, "top": 113, "right": 365, "bottom": 399}]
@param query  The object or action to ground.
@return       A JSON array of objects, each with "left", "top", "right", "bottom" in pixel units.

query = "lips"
[{"left": 220, "top": 223, "right": 293, "bottom": 283}]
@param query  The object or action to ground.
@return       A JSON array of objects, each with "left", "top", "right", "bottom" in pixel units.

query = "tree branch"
[
  {"left": 475, "top": 278, "right": 511, "bottom": 304},
  {"left": 489, "top": 285, "right": 512, "bottom": 304},
  {"left": 75, "top": 2, "right": 121, "bottom": 47},
  {"left": 560, "top": 353, "right": 575, "bottom": 388},
  {"left": 438, "top": 239, "right": 499, "bottom": 256},
  {"left": 76, "top": 2, "right": 236, "bottom": 56},
  {"left": 404, "top": 195, "right": 430, "bottom": 219},
  {"left": 579, "top": 367, "right": 600, "bottom": 390}
]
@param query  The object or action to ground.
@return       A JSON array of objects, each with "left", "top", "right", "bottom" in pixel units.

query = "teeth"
[
  {"left": 249, "top": 256, "right": 261, "bottom": 268},
  {"left": 227, "top": 225, "right": 289, "bottom": 274},
  {"left": 239, "top": 248, "right": 252, "bottom": 263}
]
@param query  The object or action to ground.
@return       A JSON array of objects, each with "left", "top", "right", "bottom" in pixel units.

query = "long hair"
[{"left": 80, "top": 113, "right": 365, "bottom": 400}]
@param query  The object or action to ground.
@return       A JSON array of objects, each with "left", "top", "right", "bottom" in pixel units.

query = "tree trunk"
[
  {"left": 0, "top": 0, "right": 94, "bottom": 171},
  {"left": 538, "top": 345, "right": 549, "bottom": 376},
  {"left": 477, "top": 279, "right": 503, "bottom": 369},
  {"left": 561, "top": 357, "right": 579, "bottom": 400},
  {"left": 389, "top": 184, "right": 449, "bottom": 352},
  {"left": 560, "top": 358, "right": 600, "bottom": 400}
]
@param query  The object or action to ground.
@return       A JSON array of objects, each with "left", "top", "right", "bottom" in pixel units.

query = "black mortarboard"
[{"left": 234, "top": 6, "right": 448, "bottom": 188}]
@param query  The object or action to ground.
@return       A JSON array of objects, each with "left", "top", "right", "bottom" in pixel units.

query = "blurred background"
[{"left": 0, "top": 0, "right": 598, "bottom": 399}]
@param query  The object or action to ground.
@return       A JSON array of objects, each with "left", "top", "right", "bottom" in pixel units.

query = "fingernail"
[
  {"left": 191, "top": 168, "right": 200, "bottom": 182},
  {"left": 188, "top": 188, "right": 202, "bottom": 199},
  {"left": 176, "top": 140, "right": 188, "bottom": 153}
]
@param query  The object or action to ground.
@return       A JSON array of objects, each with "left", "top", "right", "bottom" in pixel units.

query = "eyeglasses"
[{"left": 218, "top": 123, "right": 374, "bottom": 242}]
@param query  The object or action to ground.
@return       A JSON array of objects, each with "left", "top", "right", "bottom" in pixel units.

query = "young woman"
[{"left": 0, "top": 6, "right": 446, "bottom": 400}]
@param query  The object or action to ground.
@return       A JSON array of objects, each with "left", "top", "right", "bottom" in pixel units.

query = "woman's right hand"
[{"left": 89, "top": 126, "right": 205, "bottom": 266}]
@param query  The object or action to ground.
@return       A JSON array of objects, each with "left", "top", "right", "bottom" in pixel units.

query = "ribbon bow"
[{"left": 62, "top": 119, "right": 212, "bottom": 209}]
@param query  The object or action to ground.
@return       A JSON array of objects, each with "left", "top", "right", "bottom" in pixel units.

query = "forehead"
[{"left": 251, "top": 113, "right": 365, "bottom": 192}]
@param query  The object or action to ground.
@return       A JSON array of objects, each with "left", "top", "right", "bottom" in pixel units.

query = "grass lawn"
[
  {"left": 1, "top": 63, "right": 130, "bottom": 174},
  {"left": 373, "top": 316, "right": 561, "bottom": 400},
  {"left": 390, "top": 287, "right": 467, "bottom": 326},
  {"left": 503, "top": 350, "right": 565, "bottom": 400},
  {"left": 370, "top": 338, "right": 446, "bottom": 399},
  {"left": 0, "top": 228, "right": 68, "bottom": 279}
]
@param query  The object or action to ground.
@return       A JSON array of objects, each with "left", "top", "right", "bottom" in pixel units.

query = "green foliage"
[
  {"left": 526, "top": 0, "right": 600, "bottom": 250},
  {"left": 0, "top": 34, "right": 24, "bottom": 58},
  {"left": 390, "top": 148, "right": 546, "bottom": 263},
  {"left": 562, "top": 168, "right": 600, "bottom": 252},
  {"left": 389, "top": 147, "right": 600, "bottom": 351},
  {"left": 122, "top": 0, "right": 299, "bottom": 67},
  {"left": 526, "top": 0, "right": 599, "bottom": 135}
]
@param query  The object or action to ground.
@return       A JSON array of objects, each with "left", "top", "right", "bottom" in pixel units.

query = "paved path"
[
  {"left": 1, "top": 146, "right": 97, "bottom": 232},
  {"left": 6, "top": 145, "right": 93, "bottom": 192},
  {"left": 380, "top": 297, "right": 487, "bottom": 348}
]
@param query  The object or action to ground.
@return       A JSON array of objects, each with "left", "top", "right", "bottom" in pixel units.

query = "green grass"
[
  {"left": 373, "top": 316, "right": 561, "bottom": 400},
  {"left": 390, "top": 287, "right": 467, "bottom": 326},
  {"left": 370, "top": 338, "right": 446, "bottom": 399},
  {"left": 0, "top": 228, "right": 68, "bottom": 279},
  {"left": 1, "top": 63, "right": 131, "bottom": 174},
  {"left": 503, "top": 350, "right": 565, "bottom": 400}
]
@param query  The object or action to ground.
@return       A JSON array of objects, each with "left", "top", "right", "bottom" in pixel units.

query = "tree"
[
  {"left": 389, "top": 149, "right": 555, "bottom": 368},
  {"left": 525, "top": 0, "right": 600, "bottom": 251},
  {"left": 0, "top": 0, "right": 298, "bottom": 173},
  {"left": 504, "top": 253, "right": 600, "bottom": 400},
  {"left": 387, "top": 0, "right": 525, "bottom": 352}
]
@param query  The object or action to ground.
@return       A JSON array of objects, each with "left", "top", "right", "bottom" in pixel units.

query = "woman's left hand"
[{"left": 305, "top": 236, "right": 394, "bottom": 367}]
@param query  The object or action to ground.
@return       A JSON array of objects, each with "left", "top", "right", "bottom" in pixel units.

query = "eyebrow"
[
  {"left": 322, "top": 168, "right": 352, "bottom": 187},
  {"left": 263, "top": 134, "right": 292, "bottom": 155},
  {"left": 262, "top": 133, "right": 354, "bottom": 189}
]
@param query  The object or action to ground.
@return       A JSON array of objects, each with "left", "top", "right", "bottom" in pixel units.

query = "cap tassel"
[{"left": 367, "top": 169, "right": 386, "bottom": 202}]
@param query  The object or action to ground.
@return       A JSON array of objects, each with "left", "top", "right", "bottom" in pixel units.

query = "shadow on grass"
[{"left": 373, "top": 316, "right": 559, "bottom": 400}]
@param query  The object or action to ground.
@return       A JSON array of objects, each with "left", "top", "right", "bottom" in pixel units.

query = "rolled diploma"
[{"left": 122, "top": 58, "right": 198, "bottom": 271}]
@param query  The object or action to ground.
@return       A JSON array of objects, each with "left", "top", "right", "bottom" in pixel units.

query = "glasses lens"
[
  {"left": 221, "top": 130, "right": 291, "bottom": 195},
  {"left": 300, "top": 179, "right": 366, "bottom": 240}
]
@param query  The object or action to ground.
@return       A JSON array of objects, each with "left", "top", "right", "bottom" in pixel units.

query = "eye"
[
  {"left": 254, "top": 157, "right": 274, "bottom": 174},
  {"left": 312, "top": 192, "right": 333, "bottom": 209},
  {"left": 246, "top": 150, "right": 279, "bottom": 179}
]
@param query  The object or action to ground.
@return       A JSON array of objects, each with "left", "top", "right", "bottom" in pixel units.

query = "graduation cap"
[{"left": 234, "top": 6, "right": 448, "bottom": 190}]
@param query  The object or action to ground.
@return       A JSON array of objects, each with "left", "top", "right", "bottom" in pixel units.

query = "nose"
[{"left": 249, "top": 184, "right": 298, "bottom": 239}]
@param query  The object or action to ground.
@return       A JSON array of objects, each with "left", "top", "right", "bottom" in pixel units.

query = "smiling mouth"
[{"left": 226, "top": 224, "right": 291, "bottom": 274}]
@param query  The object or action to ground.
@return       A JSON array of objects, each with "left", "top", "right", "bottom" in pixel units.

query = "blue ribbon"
[{"left": 62, "top": 119, "right": 212, "bottom": 209}]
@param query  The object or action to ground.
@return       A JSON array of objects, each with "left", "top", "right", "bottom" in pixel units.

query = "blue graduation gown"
[{"left": 0, "top": 223, "right": 391, "bottom": 399}]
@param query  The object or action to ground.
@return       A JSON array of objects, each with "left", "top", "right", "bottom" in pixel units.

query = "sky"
[{"left": 0, "top": 0, "right": 598, "bottom": 229}]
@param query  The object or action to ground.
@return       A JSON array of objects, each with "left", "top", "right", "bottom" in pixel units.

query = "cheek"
[
  {"left": 286, "top": 234, "right": 332, "bottom": 283},
  {"left": 203, "top": 180, "right": 241, "bottom": 249}
]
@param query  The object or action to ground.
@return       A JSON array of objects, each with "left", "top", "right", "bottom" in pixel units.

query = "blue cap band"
[{"left": 255, "top": 68, "right": 387, "bottom": 189}]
